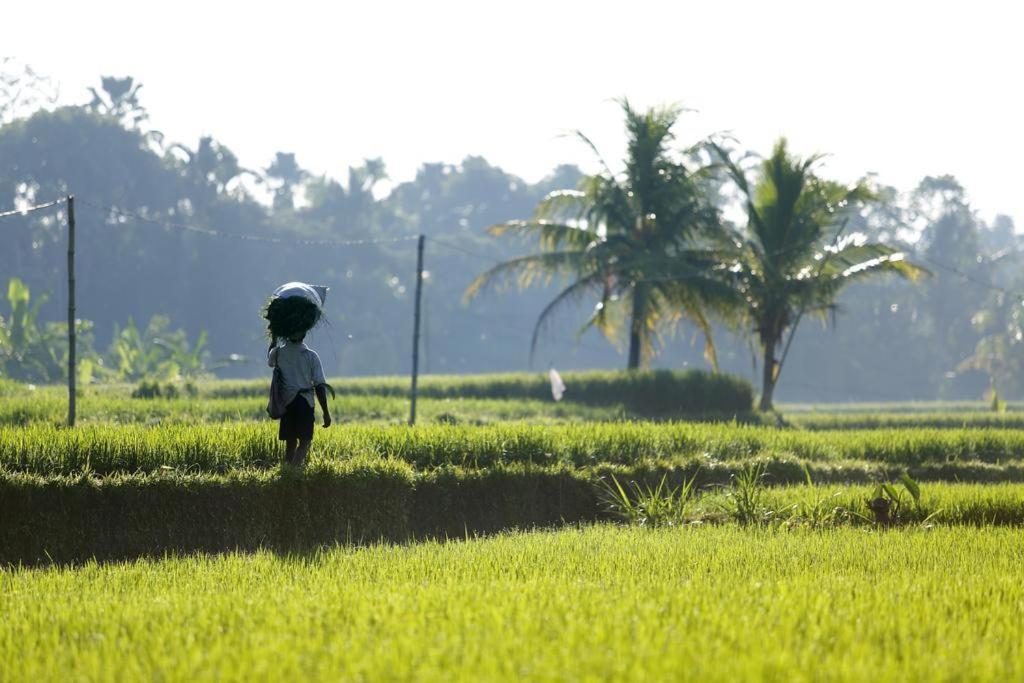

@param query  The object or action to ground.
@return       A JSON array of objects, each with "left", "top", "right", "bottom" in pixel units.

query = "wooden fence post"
[
  {"left": 409, "top": 234, "right": 425, "bottom": 425},
  {"left": 66, "top": 194, "right": 76, "bottom": 427}
]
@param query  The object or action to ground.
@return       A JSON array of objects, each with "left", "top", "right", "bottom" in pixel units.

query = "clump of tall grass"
[
  {"left": 599, "top": 472, "right": 699, "bottom": 527},
  {"left": 597, "top": 464, "right": 950, "bottom": 530},
  {"left": 721, "top": 462, "right": 771, "bottom": 524},
  {"left": 773, "top": 466, "right": 854, "bottom": 528}
]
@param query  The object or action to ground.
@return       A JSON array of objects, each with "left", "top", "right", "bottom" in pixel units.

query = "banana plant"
[
  {"left": 0, "top": 278, "right": 65, "bottom": 383},
  {"left": 107, "top": 315, "right": 210, "bottom": 382}
]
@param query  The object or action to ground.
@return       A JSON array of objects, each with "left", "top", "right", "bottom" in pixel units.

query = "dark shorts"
[{"left": 278, "top": 395, "right": 314, "bottom": 441}]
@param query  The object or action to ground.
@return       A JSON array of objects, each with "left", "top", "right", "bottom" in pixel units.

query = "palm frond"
[
  {"left": 663, "top": 287, "right": 720, "bottom": 372},
  {"left": 578, "top": 287, "right": 627, "bottom": 350},
  {"left": 571, "top": 129, "right": 616, "bottom": 178},
  {"left": 533, "top": 190, "right": 589, "bottom": 223},
  {"left": 487, "top": 220, "right": 597, "bottom": 251},
  {"left": 529, "top": 275, "right": 604, "bottom": 362},
  {"left": 578, "top": 174, "right": 635, "bottom": 237},
  {"left": 693, "top": 308, "right": 719, "bottom": 372},
  {"left": 817, "top": 242, "right": 930, "bottom": 282},
  {"left": 463, "top": 251, "right": 585, "bottom": 302},
  {"left": 709, "top": 141, "right": 769, "bottom": 256}
]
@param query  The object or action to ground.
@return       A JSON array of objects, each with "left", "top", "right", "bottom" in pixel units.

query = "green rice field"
[
  {"left": 3, "top": 525, "right": 1023, "bottom": 682},
  {"left": 6, "top": 376, "right": 1024, "bottom": 432},
  {"left": 4, "top": 420, "right": 1024, "bottom": 479},
  {"left": 3, "top": 372, "right": 1024, "bottom": 680}
]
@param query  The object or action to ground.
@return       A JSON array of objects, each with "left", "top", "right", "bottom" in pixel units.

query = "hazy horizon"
[{"left": 7, "top": 0, "right": 1022, "bottom": 224}]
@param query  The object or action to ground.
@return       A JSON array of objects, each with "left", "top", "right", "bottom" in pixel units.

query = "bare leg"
[
  {"left": 294, "top": 438, "right": 312, "bottom": 468},
  {"left": 285, "top": 438, "right": 297, "bottom": 465}
]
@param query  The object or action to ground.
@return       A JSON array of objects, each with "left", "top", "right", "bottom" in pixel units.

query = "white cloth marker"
[{"left": 549, "top": 367, "right": 566, "bottom": 402}]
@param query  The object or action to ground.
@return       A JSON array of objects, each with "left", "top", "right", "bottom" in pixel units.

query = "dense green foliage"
[
  {"left": 1, "top": 72, "right": 1020, "bottom": 401},
  {"left": 3, "top": 525, "right": 1024, "bottom": 680},
  {"left": 0, "top": 390, "right": 638, "bottom": 427},
  {"left": 0, "top": 278, "right": 72, "bottom": 383},
  {"left": 0, "top": 461, "right": 594, "bottom": 564},
  {"left": 0, "top": 276, "right": 212, "bottom": 384}
]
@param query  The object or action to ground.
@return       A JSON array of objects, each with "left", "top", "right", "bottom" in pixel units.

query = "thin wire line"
[
  {"left": 430, "top": 236, "right": 500, "bottom": 262},
  {"left": 914, "top": 251, "right": 1024, "bottom": 298},
  {"left": 0, "top": 198, "right": 66, "bottom": 219},
  {"left": 81, "top": 199, "right": 420, "bottom": 247}
]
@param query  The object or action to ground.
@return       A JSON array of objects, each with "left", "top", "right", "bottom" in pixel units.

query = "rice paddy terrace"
[{"left": 2, "top": 371, "right": 1023, "bottom": 681}]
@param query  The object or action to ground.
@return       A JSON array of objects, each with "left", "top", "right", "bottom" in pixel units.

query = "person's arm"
[
  {"left": 315, "top": 384, "right": 331, "bottom": 428},
  {"left": 309, "top": 350, "right": 331, "bottom": 427}
]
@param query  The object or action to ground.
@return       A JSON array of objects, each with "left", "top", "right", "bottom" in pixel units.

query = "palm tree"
[
  {"left": 87, "top": 75, "right": 148, "bottom": 127},
  {"left": 171, "top": 136, "right": 259, "bottom": 203},
  {"left": 265, "top": 152, "right": 307, "bottom": 212},
  {"left": 465, "top": 100, "right": 730, "bottom": 370},
  {"left": 957, "top": 285, "right": 1024, "bottom": 409},
  {"left": 713, "top": 138, "right": 928, "bottom": 411}
]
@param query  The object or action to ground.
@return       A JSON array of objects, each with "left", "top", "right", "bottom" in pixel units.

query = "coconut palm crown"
[
  {"left": 465, "top": 99, "right": 733, "bottom": 370},
  {"left": 712, "top": 138, "right": 929, "bottom": 410}
]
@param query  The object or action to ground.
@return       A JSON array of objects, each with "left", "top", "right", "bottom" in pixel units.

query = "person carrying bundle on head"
[{"left": 264, "top": 282, "right": 333, "bottom": 468}]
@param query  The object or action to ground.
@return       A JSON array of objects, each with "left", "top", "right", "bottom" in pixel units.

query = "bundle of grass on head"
[{"left": 264, "top": 282, "right": 329, "bottom": 344}]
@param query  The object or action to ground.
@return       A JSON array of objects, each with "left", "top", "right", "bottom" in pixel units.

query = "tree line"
[
  {"left": 466, "top": 101, "right": 926, "bottom": 409},
  {"left": 0, "top": 68, "right": 1019, "bottom": 404}
]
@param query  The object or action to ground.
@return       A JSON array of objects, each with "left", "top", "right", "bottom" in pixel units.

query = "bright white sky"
[{"left": 7, "top": 0, "right": 1023, "bottom": 224}]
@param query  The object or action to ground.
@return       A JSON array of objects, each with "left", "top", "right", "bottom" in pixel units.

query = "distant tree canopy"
[{"left": 0, "top": 71, "right": 1019, "bottom": 402}]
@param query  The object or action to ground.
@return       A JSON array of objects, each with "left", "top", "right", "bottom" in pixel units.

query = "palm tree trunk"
[
  {"left": 627, "top": 285, "right": 647, "bottom": 370},
  {"left": 627, "top": 330, "right": 642, "bottom": 370},
  {"left": 759, "top": 337, "right": 777, "bottom": 411}
]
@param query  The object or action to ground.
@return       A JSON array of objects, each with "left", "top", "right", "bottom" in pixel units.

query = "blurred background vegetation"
[{"left": 1, "top": 62, "right": 1020, "bottom": 404}]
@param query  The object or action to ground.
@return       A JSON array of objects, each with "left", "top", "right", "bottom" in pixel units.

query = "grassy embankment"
[
  {"left": 4, "top": 371, "right": 1024, "bottom": 563},
  {"left": 5, "top": 420, "right": 1024, "bottom": 563}
]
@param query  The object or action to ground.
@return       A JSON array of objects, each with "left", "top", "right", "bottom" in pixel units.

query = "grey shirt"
[{"left": 268, "top": 341, "right": 327, "bottom": 407}]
